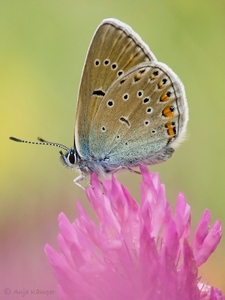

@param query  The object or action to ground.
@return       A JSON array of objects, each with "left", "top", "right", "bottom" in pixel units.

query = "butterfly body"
[{"left": 61, "top": 145, "right": 174, "bottom": 185}]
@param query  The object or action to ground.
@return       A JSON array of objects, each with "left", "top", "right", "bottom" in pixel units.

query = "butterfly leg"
[
  {"left": 109, "top": 166, "right": 141, "bottom": 175},
  {"left": 73, "top": 173, "right": 86, "bottom": 190},
  {"left": 126, "top": 167, "right": 141, "bottom": 175}
]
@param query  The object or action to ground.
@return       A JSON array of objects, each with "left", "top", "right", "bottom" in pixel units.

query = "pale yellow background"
[{"left": 1, "top": 1, "right": 225, "bottom": 298}]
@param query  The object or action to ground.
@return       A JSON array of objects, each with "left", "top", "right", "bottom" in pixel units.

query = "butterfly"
[{"left": 10, "top": 18, "right": 188, "bottom": 188}]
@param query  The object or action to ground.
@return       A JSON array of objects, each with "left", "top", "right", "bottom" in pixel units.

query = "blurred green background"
[{"left": 1, "top": 0, "right": 225, "bottom": 298}]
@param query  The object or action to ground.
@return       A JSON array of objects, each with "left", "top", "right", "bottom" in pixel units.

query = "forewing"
[{"left": 75, "top": 18, "right": 157, "bottom": 158}]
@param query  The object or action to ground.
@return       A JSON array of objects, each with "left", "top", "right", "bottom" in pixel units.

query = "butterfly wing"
[
  {"left": 75, "top": 18, "right": 157, "bottom": 158},
  {"left": 88, "top": 61, "right": 188, "bottom": 170}
]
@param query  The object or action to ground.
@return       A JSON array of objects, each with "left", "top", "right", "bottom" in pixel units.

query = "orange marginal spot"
[
  {"left": 160, "top": 92, "right": 170, "bottom": 102},
  {"left": 162, "top": 106, "right": 175, "bottom": 118},
  {"left": 157, "top": 82, "right": 164, "bottom": 89},
  {"left": 165, "top": 121, "right": 172, "bottom": 128},
  {"left": 149, "top": 72, "right": 158, "bottom": 81},
  {"left": 149, "top": 75, "right": 155, "bottom": 81},
  {"left": 134, "top": 74, "right": 141, "bottom": 82},
  {"left": 165, "top": 121, "right": 176, "bottom": 136},
  {"left": 168, "top": 127, "right": 175, "bottom": 136}
]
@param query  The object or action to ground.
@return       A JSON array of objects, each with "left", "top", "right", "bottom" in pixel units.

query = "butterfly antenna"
[{"left": 9, "top": 136, "right": 70, "bottom": 152}]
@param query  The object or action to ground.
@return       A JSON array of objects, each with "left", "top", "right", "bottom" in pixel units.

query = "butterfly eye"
[
  {"left": 68, "top": 151, "right": 76, "bottom": 164},
  {"left": 60, "top": 149, "right": 77, "bottom": 168}
]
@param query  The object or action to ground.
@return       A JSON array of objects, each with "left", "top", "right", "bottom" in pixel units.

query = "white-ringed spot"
[
  {"left": 123, "top": 93, "right": 129, "bottom": 101},
  {"left": 137, "top": 90, "right": 143, "bottom": 98},
  {"left": 143, "top": 97, "right": 150, "bottom": 104},
  {"left": 144, "top": 120, "right": 150, "bottom": 126},
  {"left": 104, "top": 59, "right": 110, "bottom": 65},
  {"left": 117, "top": 70, "right": 124, "bottom": 77},
  {"left": 107, "top": 100, "right": 114, "bottom": 107},
  {"left": 146, "top": 107, "right": 152, "bottom": 114},
  {"left": 111, "top": 63, "right": 118, "bottom": 70},
  {"left": 94, "top": 59, "right": 100, "bottom": 66}
]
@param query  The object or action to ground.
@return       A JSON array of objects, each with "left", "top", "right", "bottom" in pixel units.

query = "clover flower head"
[{"left": 45, "top": 165, "right": 224, "bottom": 300}]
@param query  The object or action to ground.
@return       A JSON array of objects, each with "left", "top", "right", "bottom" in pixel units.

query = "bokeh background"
[{"left": 1, "top": 1, "right": 225, "bottom": 299}]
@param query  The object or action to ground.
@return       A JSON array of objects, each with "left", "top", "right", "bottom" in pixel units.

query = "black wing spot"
[
  {"left": 92, "top": 90, "right": 105, "bottom": 97},
  {"left": 94, "top": 59, "right": 100, "bottom": 66},
  {"left": 104, "top": 59, "right": 110, "bottom": 65},
  {"left": 143, "top": 97, "right": 150, "bottom": 104},
  {"left": 107, "top": 100, "right": 114, "bottom": 107},
  {"left": 120, "top": 117, "right": 130, "bottom": 127},
  {"left": 170, "top": 105, "right": 175, "bottom": 112},
  {"left": 123, "top": 93, "right": 129, "bottom": 100},
  {"left": 139, "top": 68, "right": 146, "bottom": 74},
  {"left": 137, "top": 90, "right": 143, "bottom": 97},
  {"left": 146, "top": 107, "right": 152, "bottom": 114},
  {"left": 111, "top": 63, "right": 117, "bottom": 69}
]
